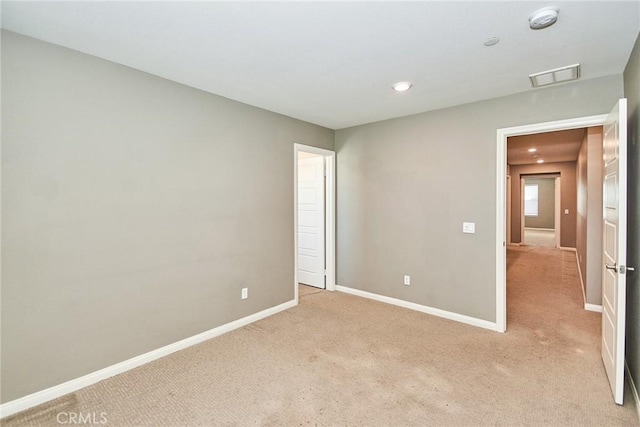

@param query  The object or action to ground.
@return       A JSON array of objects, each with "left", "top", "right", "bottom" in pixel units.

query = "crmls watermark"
[{"left": 56, "top": 412, "right": 108, "bottom": 425}]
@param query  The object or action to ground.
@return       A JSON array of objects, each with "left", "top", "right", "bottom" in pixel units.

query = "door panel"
[
  {"left": 298, "top": 232, "right": 317, "bottom": 250},
  {"left": 298, "top": 211, "right": 317, "bottom": 227},
  {"left": 297, "top": 155, "right": 325, "bottom": 289},
  {"left": 603, "top": 267, "right": 615, "bottom": 312},
  {"left": 601, "top": 99, "right": 627, "bottom": 405}
]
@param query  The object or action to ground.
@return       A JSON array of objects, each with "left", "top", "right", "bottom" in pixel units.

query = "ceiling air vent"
[{"left": 529, "top": 64, "right": 580, "bottom": 88}]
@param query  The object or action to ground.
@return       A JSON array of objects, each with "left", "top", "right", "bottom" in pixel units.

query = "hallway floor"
[{"left": 523, "top": 228, "right": 556, "bottom": 247}]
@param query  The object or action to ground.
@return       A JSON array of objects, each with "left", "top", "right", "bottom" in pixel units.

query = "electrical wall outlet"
[
  {"left": 241, "top": 287, "right": 248, "bottom": 300},
  {"left": 404, "top": 275, "right": 411, "bottom": 286},
  {"left": 463, "top": 222, "right": 476, "bottom": 234}
]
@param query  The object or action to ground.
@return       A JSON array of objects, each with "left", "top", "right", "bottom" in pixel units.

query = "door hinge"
[{"left": 324, "top": 269, "right": 327, "bottom": 276}]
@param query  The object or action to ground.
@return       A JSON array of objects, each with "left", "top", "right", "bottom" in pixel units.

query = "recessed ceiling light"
[
  {"left": 392, "top": 81, "right": 413, "bottom": 92},
  {"left": 528, "top": 148, "right": 537, "bottom": 152},
  {"left": 537, "top": 159, "right": 545, "bottom": 163},
  {"left": 484, "top": 37, "right": 500, "bottom": 47},
  {"left": 529, "top": 6, "right": 559, "bottom": 30}
]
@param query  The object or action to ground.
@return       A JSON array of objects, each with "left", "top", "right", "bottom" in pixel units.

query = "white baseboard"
[
  {"left": 574, "top": 250, "right": 603, "bottom": 313},
  {"left": 574, "top": 251, "right": 588, "bottom": 307},
  {"left": 0, "top": 299, "right": 297, "bottom": 419},
  {"left": 335, "top": 285, "right": 497, "bottom": 332},
  {"left": 584, "top": 303, "right": 603, "bottom": 313},
  {"left": 559, "top": 246, "right": 577, "bottom": 252},
  {"left": 625, "top": 361, "right": 640, "bottom": 422}
]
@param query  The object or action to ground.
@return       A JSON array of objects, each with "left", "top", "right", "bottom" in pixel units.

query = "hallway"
[{"left": 506, "top": 245, "right": 638, "bottom": 422}]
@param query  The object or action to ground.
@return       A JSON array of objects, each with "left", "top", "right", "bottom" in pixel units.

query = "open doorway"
[
  {"left": 297, "top": 150, "right": 326, "bottom": 289},
  {"left": 293, "top": 144, "right": 336, "bottom": 302},
  {"left": 506, "top": 128, "right": 585, "bottom": 250},
  {"left": 496, "top": 102, "right": 629, "bottom": 407},
  {"left": 495, "top": 114, "right": 607, "bottom": 333},
  {"left": 520, "top": 175, "right": 560, "bottom": 248},
  {"left": 505, "top": 125, "right": 605, "bottom": 309}
]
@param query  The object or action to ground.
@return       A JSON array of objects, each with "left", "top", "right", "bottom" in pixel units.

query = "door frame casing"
[
  {"left": 520, "top": 178, "right": 525, "bottom": 245},
  {"left": 555, "top": 176, "right": 561, "bottom": 248},
  {"left": 294, "top": 143, "right": 336, "bottom": 303},
  {"left": 506, "top": 175, "right": 511, "bottom": 245},
  {"left": 496, "top": 114, "right": 606, "bottom": 332}
]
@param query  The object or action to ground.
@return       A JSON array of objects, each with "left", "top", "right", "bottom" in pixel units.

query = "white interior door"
[
  {"left": 297, "top": 154, "right": 325, "bottom": 288},
  {"left": 601, "top": 98, "right": 628, "bottom": 405}
]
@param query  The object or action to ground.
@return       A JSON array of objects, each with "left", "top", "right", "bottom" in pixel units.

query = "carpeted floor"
[
  {"left": 2, "top": 246, "right": 638, "bottom": 426},
  {"left": 523, "top": 228, "right": 557, "bottom": 247}
]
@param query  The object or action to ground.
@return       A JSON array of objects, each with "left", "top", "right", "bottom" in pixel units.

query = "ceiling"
[
  {"left": 507, "top": 128, "right": 586, "bottom": 165},
  {"left": 2, "top": 1, "right": 639, "bottom": 130}
]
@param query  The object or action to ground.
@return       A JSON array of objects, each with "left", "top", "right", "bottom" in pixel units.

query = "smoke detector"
[{"left": 529, "top": 6, "right": 559, "bottom": 30}]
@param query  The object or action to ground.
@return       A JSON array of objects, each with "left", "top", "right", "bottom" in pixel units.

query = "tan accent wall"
[
  {"left": 576, "top": 127, "right": 604, "bottom": 306},
  {"left": 523, "top": 177, "right": 555, "bottom": 229},
  {"left": 509, "top": 162, "right": 577, "bottom": 247},
  {"left": 576, "top": 132, "right": 589, "bottom": 293}
]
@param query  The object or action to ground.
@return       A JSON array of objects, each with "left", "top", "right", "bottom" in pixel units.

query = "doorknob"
[
  {"left": 605, "top": 263, "right": 618, "bottom": 272},
  {"left": 620, "top": 265, "right": 635, "bottom": 274}
]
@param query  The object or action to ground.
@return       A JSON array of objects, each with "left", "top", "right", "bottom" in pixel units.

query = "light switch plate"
[
  {"left": 463, "top": 222, "right": 476, "bottom": 234},
  {"left": 564, "top": 209, "right": 569, "bottom": 214}
]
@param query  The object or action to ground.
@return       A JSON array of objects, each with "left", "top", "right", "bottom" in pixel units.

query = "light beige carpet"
[
  {"left": 3, "top": 246, "right": 639, "bottom": 426},
  {"left": 523, "top": 228, "right": 556, "bottom": 247}
]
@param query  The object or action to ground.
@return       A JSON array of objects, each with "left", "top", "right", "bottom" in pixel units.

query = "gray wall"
[
  {"left": 576, "top": 127, "right": 604, "bottom": 306},
  {"left": 1, "top": 31, "right": 334, "bottom": 403},
  {"left": 624, "top": 32, "right": 640, "bottom": 404},
  {"left": 336, "top": 75, "right": 622, "bottom": 323},
  {"left": 510, "top": 162, "right": 577, "bottom": 247},
  {"left": 523, "top": 178, "right": 555, "bottom": 229}
]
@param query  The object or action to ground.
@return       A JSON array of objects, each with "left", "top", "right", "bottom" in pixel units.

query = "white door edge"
[
  {"left": 294, "top": 143, "right": 336, "bottom": 305},
  {"left": 495, "top": 114, "right": 607, "bottom": 333},
  {"left": 601, "top": 99, "right": 628, "bottom": 405}
]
